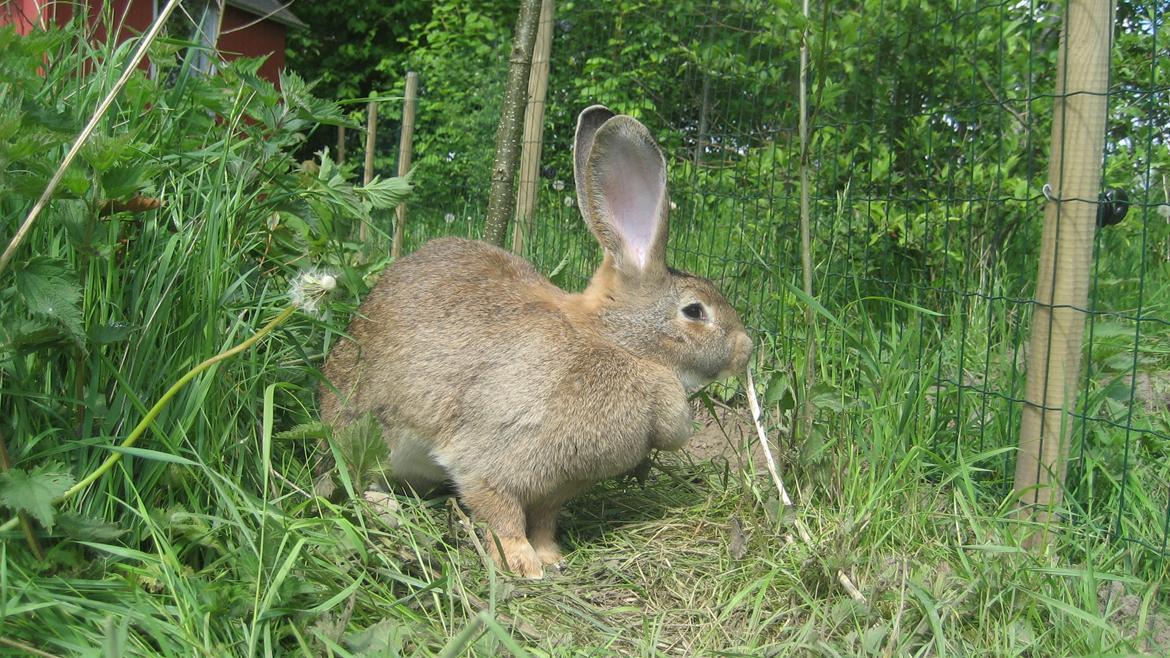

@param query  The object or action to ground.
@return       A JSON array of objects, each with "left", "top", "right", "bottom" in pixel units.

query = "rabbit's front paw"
[
  {"left": 532, "top": 539, "right": 564, "bottom": 566},
  {"left": 491, "top": 536, "right": 544, "bottom": 579}
]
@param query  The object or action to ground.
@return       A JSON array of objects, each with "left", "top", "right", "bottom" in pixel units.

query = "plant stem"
[{"left": 0, "top": 305, "right": 297, "bottom": 534}]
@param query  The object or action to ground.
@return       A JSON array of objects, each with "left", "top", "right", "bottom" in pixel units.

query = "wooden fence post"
[
  {"left": 392, "top": 71, "right": 419, "bottom": 259},
  {"left": 1013, "top": 0, "right": 1113, "bottom": 547},
  {"left": 511, "top": 0, "right": 555, "bottom": 255},
  {"left": 359, "top": 100, "right": 377, "bottom": 242}
]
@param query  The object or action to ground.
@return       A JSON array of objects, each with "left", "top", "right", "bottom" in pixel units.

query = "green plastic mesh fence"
[{"left": 387, "top": 0, "right": 1169, "bottom": 565}]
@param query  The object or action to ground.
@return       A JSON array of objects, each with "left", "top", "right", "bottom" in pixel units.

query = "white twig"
[
  {"left": 0, "top": 0, "right": 184, "bottom": 277},
  {"left": 745, "top": 367, "right": 792, "bottom": 507},
  {"left": 745, "top": 366, "right": 866, "bottom": 603}
]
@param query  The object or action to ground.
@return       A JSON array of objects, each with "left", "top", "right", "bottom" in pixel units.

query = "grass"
[
  {"left": 3, "top": 11, "right": 1170, "bottom": 658},
  {"left": 6, "top": 353, "right": 1168, "bottom": 656}
]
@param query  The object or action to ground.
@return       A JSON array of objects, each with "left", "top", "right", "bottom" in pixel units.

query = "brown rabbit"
[{"left": 319, "top": 106, "right": 753, "bottom": 578}]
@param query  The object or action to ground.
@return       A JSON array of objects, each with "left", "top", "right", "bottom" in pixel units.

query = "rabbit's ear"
[
  {"left": 573, "top": 105, "right": 616, "bottom": 211},
  {"left": 582, "top": 116, "right": 670, "bottom": 278}
]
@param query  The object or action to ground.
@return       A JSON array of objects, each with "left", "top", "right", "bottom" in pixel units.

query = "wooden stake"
[
  {"left": 360, "top": 100, "right": 377, "bottom": 242},
  {"left": 483, "top": 0, "right": 542, "bottom": 248},
  {"left": 512, "top": 0, "right": 555, "bottom": 255},
  {"left": 337, "top": 126, "right": 346, "bottom": 165},
  {"left": 1013, "top": 0, "right": 1113, "bottom": 547},
  {"left": 392, "top": 71, "right": 418, "bottom": 259}
]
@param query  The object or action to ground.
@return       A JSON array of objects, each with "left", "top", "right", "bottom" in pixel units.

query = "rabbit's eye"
[{"left": 682, "top": 303, "right": 708, "bottom": 321}]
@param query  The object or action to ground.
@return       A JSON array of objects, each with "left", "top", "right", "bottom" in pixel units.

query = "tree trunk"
[{"left": 483, "top": 0, "right": 542, "bottom": 247}]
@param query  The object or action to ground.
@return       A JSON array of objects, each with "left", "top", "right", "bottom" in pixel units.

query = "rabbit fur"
[{"left": 319, "top": 106, "right": 753, "bottom": 578}]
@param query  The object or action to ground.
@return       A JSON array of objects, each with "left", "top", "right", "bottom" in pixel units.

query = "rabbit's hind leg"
[
  {"left": 459, "top": 479, "right": 543, "bottom": 579},
  {"left": 386, "top": 429, "right": 449, "bottom": 491},
  {"left": 527, "top": 495, "right": 576, "bottom": 568}
]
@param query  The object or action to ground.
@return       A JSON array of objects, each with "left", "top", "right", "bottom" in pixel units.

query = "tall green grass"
[{"left": 0, "top": 17, "right": 409, "bottom": 656}]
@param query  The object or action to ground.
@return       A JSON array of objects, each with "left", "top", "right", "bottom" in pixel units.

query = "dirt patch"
[
  {"left": 1098, "top": 580, "right": 1170, "bottom": 654},
  {"left": 1132, "top": 372, "right": 1170, "bottom": 416},
  {"left": 682, "top": 403, "right": 774, "bottom": 475}
]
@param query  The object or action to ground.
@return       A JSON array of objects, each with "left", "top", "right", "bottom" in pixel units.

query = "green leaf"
[
  {"left": 763, "top": 372, "right": 795, "bottom": 411},
  {"left": 0, "top": 466, "right": 75, "bottom": 531},
  {"left": 0, "top": 317, "right": 71, "bottom": 355},
  {"left": 332, "top": 413, "right": 389, "bottom": 494},
  {"left": 355, "top": 173, "right": 413, "bottom": 210},
  {"left": 15, "top": 256, "right": 84, "bottom": 343},
  {"left": 90, "top": 322, "right": 136, "bottom": 345},
  {"left": 102, "top": 616, "right": 130, "bottom": 658},
  {"left": 103, "top": 446, "right": 198, "bottom": 466},
  {"left": 344, "top": 618, "right": 404, "bottom": 655},
  {"left": 100, "top": 162, "right": 151, "bottom": 199},
  {"left": 81, "top": 132, "right": 136, "bottom": 171},
  {"left": 855, "top": 296, "right": 944, "bottom": 317},
  {"left": 55, "top": 512, "right": 129, "bottom": 541},
  {"left": 276, "top": 420, "right": 333, "bottom": 441}
]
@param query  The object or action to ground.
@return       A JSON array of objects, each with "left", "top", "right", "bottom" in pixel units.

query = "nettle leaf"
[
  {"left": 280, "top": 70, "right": 346, "bottom": 126},
  {"left": 0, "top": 466, "right": 75, "bottom": 530},
  {"left": 336, "top": 413, "right": 389, "bottom": 493},
  {"left": 15, "top": 256, "right": 84, "bottom": 343},
  {"left": 355, "top": 173, "right": 413, "bottom": 211},
  {"left": 0, "top": 316, "right": 71, "bottom": 355},
  {"left": 81, "top": 132, "right": 136, "bottom": 171},
  {"left": 50, "top": 199, "right": 89, "bottom": 248},
  {"left": 100, "top": 162, "right": 155, "bottom": 199}
]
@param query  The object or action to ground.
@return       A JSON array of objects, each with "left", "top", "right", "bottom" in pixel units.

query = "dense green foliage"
[
  {"left": 0, "top": 17, "right": 412, "bottom": 654},
  {"left": 1, "top": 0, "right": 1169, "bottom": 655},
  {"left": 285, "top": 1, "right": 430, "bottom": 101}
]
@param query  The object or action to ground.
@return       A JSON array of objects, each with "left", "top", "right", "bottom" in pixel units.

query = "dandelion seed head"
[
  {"left": 1158, "top": 205, "right": 1170, "bottom": 221},
  {"left": 444, "top": 212, "right": 456, "bottom": 224},
  {"left": 563, "top": 195, "right": 574, "bottom": 207},
  {"left": 552, "top": 180, "right": 565, "bottom": 192},
  {"left": 291, "top": 269, "right": 338, "bottom": 313}
]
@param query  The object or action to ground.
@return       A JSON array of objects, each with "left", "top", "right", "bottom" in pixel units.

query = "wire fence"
[{"left": 379, "top": 0, "right": 1169, "bottom": 565}]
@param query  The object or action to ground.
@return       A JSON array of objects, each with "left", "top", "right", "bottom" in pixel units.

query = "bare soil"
[
  {"left": 1132, "top": 371, "right": 1170, "bottom": 415},
  {"left": 682, "top": 403, "right": 773, "bottom": 475},
  {"left": 1098, "top": 580, "right": 1170, "bottom": 655}
]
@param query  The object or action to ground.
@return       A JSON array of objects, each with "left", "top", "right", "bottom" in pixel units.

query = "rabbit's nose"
[{"left": 734, "top": 331, "right": 754, "bottom": 368}]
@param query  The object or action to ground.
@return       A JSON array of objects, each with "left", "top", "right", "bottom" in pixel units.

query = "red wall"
[
  {"left": 218, "top": 5, "right": 287, "bottom": 85},
  {"left": 0, "top": 0, "right": 40, "bottom": 34},
  {"left": 0, "top": 0, "right": 290, "bottom": 86}
]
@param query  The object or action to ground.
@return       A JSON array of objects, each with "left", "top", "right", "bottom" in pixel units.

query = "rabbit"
[{"left": 318, "top": 105, "right": 753, "bottom": 578}]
